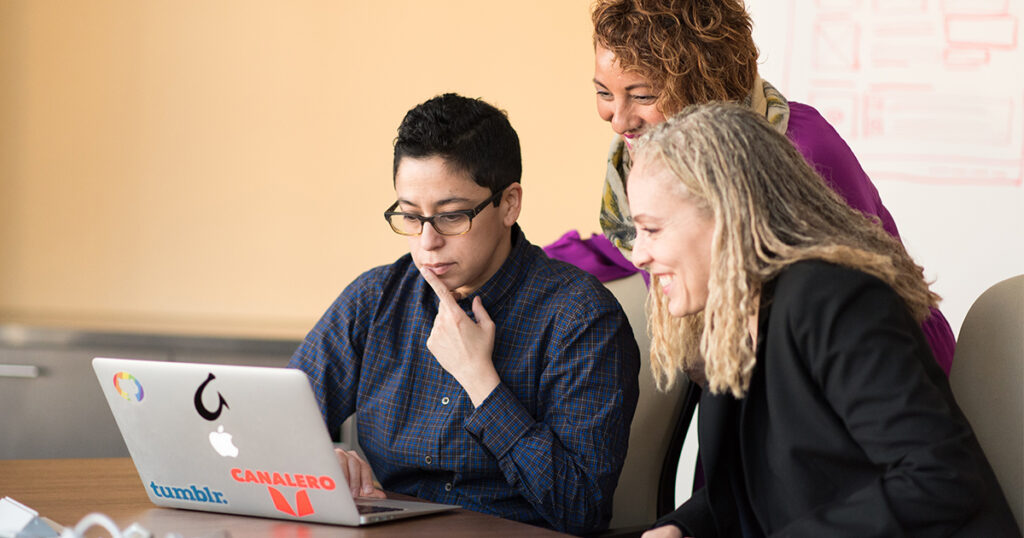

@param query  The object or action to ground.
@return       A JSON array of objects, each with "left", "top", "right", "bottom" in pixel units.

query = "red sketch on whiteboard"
[
  {"left": 858, "top": 90, "right": 1022, "bottom": 186},
  {"left": 943, "top": 47, "right": 991, "bottom": 67},
  {"left": 945, "top": 15, "right": 1018, "bottom": 48},
  {"left": 816, "top": 0, "right": 861, "bottom": 10},
  {"left": 873, "top": 0, "right": 928, "bottom": 14},
  {"left": 782, "top": 0, "right": 1024, "bottom": 186},
  {"left": 944, "top": 0, "right": 1010, "bottom": 17},
  {"left": 813, "top": 19, "right": 861, "bottom": 71}
]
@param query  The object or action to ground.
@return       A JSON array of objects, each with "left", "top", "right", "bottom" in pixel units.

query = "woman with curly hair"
[
  {"left": 627, "top": 103, "right": 1018, "bottom": 538},
  {"left": 590, "top": 0, "right": 956, "bottom": 374}
]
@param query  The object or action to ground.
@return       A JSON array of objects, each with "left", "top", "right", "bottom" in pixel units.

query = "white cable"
[
  {"left": 121, "top": 523, "right": 155, "bottom": 538},
  {"left": 58, "top": 513, "right": 123, "bottom": 538},
  {"left": 57, "top": 513, "right": 156, "bottom": 538}
]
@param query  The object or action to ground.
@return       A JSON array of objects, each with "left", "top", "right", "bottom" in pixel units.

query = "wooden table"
[{"left": 0, "top": 458, "right": 570, "bottom": 537}]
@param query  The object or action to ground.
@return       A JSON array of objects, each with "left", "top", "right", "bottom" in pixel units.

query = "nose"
[
  {"left": 610, "top": 101, "right": 638, "bottom": 135},
  {"left": 630, "top": 233, "right": 651, "bottom": 270},
  {"left": 418, "top": 221, "right": 445, "bottom": 251}
]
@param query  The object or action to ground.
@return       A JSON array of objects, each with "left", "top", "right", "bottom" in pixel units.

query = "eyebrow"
[
  {"left": 396, "top": 196, "right": 473, "bottom": 210},
  {"left": 632, "top": 213, "right": 660, "bottom": 225},
  {"left": 592, "top": 78, "right": 654, "bottom": 92}
]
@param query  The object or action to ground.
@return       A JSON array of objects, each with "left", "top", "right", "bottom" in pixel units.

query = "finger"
[
  {"left": 418, "top": 264, "right": 448, "bottom": 298},
  {"left": 471, "top": 296, "right": 492, "bottom": 326},
  {"left": 358, "top": 454, "right": 376, "bottom": 497},
  {"left": 343, "top": 450, "right": 384, "bottom": 498},
  {"left": 334, "top": 448, "right": 352, "bottom": 488},
  {"left": 345, "top": 451, "right": 364, "bottom": 496},
  {"left": 419, "top": 265, "right": 460, "bottom": 311}
]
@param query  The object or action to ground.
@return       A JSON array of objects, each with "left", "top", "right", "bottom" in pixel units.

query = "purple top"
[
  {"left": 543, "top": 230, "right": 642, "bottom": 283},
  {"left": 785, "top": 102, "right": 901, "bottom": 238}
]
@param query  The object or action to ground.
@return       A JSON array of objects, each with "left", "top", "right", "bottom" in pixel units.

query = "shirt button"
[
  {"left": 441, "top": 397, "right": 450, "bottom": 405},
  {"left": 444, "top": 482, "right": 453, "bottom": 492},
  {"left": 425, "top": 455, "right": 432, "bottom": 465}
]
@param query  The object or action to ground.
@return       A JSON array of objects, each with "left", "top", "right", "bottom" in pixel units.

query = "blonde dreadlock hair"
[{"left": 633, "top": 103, "right": 940, "bottom": 398}]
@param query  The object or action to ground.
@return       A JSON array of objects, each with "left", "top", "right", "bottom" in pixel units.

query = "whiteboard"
[{"left": 747, "top": 0, "right": 1024, "bottom": 335}]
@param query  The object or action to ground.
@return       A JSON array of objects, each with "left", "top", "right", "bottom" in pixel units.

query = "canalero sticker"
[{"left": 231, "top": 467, "right": 337, "bottom": 517}]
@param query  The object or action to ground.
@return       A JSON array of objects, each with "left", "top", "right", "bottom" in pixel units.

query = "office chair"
[
  {"left": 599, "top": 273, "right": 701, "bottom": 537},
  {"left": 949, "top": 274, "right": 1023, "bottom": 529}
]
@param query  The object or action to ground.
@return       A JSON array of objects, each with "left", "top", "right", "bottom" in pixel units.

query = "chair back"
[
  {"left": 603, "top": 273, "right": 692, "bottom": 528},
  {"left": 950, "top": 274, "right": 1024, "bottom": 529}
]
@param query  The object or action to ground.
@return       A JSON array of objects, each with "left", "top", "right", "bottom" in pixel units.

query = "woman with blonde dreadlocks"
[
  {"left": 590, "top": 0, "right": 956, "bottom": 374},
  {"left": 627, "top": 103, "right": 1018, "bottom": 537}
]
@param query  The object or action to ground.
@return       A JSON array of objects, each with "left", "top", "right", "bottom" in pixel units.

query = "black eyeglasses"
[{"left": 384, "top": 189, "right": 504, "bottom": 236}]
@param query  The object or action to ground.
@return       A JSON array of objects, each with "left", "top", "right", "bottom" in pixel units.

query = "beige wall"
[{"left": 0, "top": 1, "right": 610, "bottom": 338}]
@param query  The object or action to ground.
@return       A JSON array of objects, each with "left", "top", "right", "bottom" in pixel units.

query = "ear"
[{"left": 500, "top": 183, "right": 523, "bottom": 227}]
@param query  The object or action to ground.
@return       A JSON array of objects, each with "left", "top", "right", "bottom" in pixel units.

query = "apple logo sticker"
[{"left": 209, "top": 425, "right": 239, "bottom": 458}]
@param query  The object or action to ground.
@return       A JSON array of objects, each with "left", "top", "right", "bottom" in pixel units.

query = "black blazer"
[{"left": 657, "top": 261, "right": 1019, "bottom": 537}]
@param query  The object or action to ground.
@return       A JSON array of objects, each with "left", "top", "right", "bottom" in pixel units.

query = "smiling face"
[
  {"left": 394, "top": 155, "right": 521, "bottom": 298},
  {"left": 593, "top": 44, "right": 667, "bottom": 154},
  {"left": 627, "top": 154, "right": 715, "bottom": 318}
]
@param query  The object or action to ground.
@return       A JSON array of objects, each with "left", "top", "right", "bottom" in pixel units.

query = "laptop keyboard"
[{"left": 357, "top": 504, "right": 402, "bottom": 515}]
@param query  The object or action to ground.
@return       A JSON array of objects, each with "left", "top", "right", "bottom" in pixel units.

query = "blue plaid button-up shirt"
[{"left": 289, "top": 225, "right": 640, "bottom": 534}]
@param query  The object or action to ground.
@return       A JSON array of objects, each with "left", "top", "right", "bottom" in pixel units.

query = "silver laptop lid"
[{"left": 93, "top": 357, "right": 367, "bottom": 525}]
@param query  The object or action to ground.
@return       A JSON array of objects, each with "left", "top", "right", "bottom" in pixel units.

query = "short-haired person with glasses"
[{"left": 289, "top": 93, "right": 641, "bottom": 534}]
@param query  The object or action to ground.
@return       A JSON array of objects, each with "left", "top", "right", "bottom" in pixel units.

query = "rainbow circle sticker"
[{"left": 114, "top": 372, "right": 144, "bottom": 402}]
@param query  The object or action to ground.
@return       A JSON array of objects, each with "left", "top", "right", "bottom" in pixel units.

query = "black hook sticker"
[{"left": 194, "top": 372, "right": 230, "bottom": 421}]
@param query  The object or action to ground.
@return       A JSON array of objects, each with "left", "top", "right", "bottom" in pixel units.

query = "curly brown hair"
[{"left": 592, "top": 0, "right": 759, "bottom": 115}]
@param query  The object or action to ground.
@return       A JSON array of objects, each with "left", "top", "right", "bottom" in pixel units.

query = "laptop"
[{"left": 92, "top": 357, "right": 459, "bottom": 525}]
